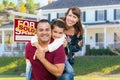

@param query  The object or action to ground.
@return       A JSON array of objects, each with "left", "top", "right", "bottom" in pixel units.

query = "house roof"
[
  {"left": 39, "top": 0, "right": 120, "bottom": 10},
  {"left": 0, "top": 22, "right": 13, "bottom": 29}
]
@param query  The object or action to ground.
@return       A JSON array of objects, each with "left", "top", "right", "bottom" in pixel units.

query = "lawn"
[
  {"left": 0, "top": 75, "right": 25, "bottom": 80},
  {"left": 0, "top": 76, "right": 120, "bottom": 80},
  {"left": 73, "top": 56, "right": 120, "bottom": 76},
  {"left": 0, "top": 56, "right": 120, "bottom": 80}
]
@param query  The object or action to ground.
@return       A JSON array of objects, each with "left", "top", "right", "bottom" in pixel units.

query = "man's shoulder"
[
  {"left": 55, "top": 45, "right": 65, "bottom": 52},
  {"left": 26, "top": 41, "right": 32, "bottom": 46},
  {"left": 26, "top": 41, "right": 34, "bottom": 49},
  {"left": 50, "top": 38, "right": 54, "bottom": 43}
]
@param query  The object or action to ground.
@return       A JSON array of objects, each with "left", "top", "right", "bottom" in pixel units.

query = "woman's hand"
[
  {"left": 63, "top": 40, "right": 68, "bottom": 47},
  {"left": 66, "top": 36, "right": 71, "bottom": 42},
  {"left": 78, "top": 40, "right": 83, "bottom": 46}
]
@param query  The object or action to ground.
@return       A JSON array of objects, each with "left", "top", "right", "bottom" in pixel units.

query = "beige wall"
[{"left": 85, "top": 25, "right": 120, "bottom": 49}]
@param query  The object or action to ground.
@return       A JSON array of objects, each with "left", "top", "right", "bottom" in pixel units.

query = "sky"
[{"left": 0, "top": 0, "right": 48, "bottom": 7}]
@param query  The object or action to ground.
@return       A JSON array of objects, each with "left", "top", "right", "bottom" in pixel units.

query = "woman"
[
  {"left": 63, "top": 6, "right": 84, "bottom": 65},
  {"left": 57, "top": 6, "right": 84, "bottom": 80}
]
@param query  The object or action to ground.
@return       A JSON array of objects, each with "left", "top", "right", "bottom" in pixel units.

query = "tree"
[
  {"left": 18, "top": 0, "right": 26, "bottom": 13},
  {"left": 25, "top": 0, "right": 35, "bottom": 14},
  {"left": 9, "top": 2, "right": 15, "bottom": 7},
  {"left": 34, "top": 3, "right": 40, "bottom": 10},
  {"left": 0, "top": 3, "right": 5, "bottom": 12},
  {"left": 3, "top": 0, "right": 8, "bottom": 7}
]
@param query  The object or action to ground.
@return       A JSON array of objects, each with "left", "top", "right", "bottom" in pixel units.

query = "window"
[
  {"left": 0, "top": 31, "right": 2, "bottom": 44},
  {"left": 114, "top": 32, "right": 120, "bottom": 43},
  {"left": 114, "top": 32, "right": 117, "bottom": 43},
  {"left": 114, "top": 9, "right": 120, "bottom": 20},
  {"left": 95, "top": 10, "right": 107, "bottom": 21},
  {"left": 95, "top": 33, "right": 104, "bottom": 46},
  {"left": 57, "top": 13, "right": 65, "bottom": 18},
  {"left": 81, "top": 11, "right": 86, "bottom": 22},
  {"left": 4, "top": 30, "right": 13, "bottom": 44},
  {"left": 43, "top": 13, "right": 51, "bottom": 21}
]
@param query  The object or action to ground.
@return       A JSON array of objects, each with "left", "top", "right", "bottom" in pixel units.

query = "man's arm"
[
  {"left": 39, "top": 58, "right": 65, "bottom": 77},
  {"left": 35, "top": 47, "right": 65, "bottom": 77}
]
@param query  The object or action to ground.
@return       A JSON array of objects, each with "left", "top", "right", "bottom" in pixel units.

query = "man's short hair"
[{"left": 36, "top": 19, "right": 50, "bottom": 29}]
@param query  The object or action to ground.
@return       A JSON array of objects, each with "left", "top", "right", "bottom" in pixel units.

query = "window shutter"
[
  {"left": 95, "top": 10, "right": 97, "bottom": 21},
  {"left": 57, "top": 13, "right": 59, "bottom": 18},
  {"left": 114, "top": 9, "right": 116, "bottom": 20},
  {"left": 48, "top": 13, "right": 50, "bottom": 21},
  {"left": 104, "top": 10, "right": 107, "bottom": 20}
]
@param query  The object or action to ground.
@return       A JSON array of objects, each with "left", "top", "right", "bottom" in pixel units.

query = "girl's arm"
[
  {"left": 31, "top": 35, "right": 43, "bottom": 53},
  {"left": 48, "top": 34, "right": 66, "bottom": 52},
  {"left": 31, "top": 34, "right": 66, "bottom": 52},
  {"left": 31, "top": 35, "right": 43, "bottom": 50},
  {"left": 31, "top": 35, "right": 38, "bottom": 46}
]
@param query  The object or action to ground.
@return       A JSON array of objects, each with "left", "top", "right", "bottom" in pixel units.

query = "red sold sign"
[{"left": 14, "top": 18, "right": 37, "bottom": 42}]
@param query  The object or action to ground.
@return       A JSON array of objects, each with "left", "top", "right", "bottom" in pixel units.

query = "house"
[
  {"left": 0, "top": 12, "right": 44, "bottom": 56},
  {"left": 0, "top": 0, "right": 120, "bottom": 56},
  {"left": 36, "top": 0, "right": 120, "bottom": 55},
  {"left": 0, "top": 22, "right": 27, "bottom": 56}
]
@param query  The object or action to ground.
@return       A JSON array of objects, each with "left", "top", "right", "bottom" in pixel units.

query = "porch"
[{"left": 84, "top": 23, "right": 120, "bottom": 49}]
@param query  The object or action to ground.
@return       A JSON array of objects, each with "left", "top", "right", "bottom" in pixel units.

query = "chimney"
[
  {"left": 48, "top": 0, "right": 57, "bottom": 4},
  {"left": 48, "top": 0, "right": 52, "bottom": 4}
]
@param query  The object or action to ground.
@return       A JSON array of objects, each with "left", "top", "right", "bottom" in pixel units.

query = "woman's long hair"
[{"left": 65, "top": 6, "right": 84, "bottom": 36}]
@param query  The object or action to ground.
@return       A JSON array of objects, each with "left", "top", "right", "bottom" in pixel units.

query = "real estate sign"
[{"left": 14, "top": 18, "right": 37, "bottom": 42}]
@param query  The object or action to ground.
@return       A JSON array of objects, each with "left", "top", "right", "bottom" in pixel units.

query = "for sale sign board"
[{"left": 14, "top": 18, "right": 37, "bottom": 42}]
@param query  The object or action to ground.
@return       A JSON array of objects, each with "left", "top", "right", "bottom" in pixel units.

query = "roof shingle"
[{"left": 38, "top": 0, "right": 120, "bottom": 10}]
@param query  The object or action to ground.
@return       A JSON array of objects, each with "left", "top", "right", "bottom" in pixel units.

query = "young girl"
[{"left": 25, "top": 19, "right": 74, "bottom": 80}]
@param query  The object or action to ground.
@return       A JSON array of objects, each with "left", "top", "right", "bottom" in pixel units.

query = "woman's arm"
[{"left": 68, "top": 35, "right": 83, "bottom": 52}]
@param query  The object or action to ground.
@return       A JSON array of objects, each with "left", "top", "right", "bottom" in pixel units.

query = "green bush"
[
  {"left": 88, "top": 49, "right": 116, "bottom": 56},
  {"left": 0, "top": 57, "right": 26, "bottom": 75}
]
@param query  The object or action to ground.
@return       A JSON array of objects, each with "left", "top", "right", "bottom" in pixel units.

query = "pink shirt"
[{"left": 25, "top": 40, "right": 66, "bottom": 80}]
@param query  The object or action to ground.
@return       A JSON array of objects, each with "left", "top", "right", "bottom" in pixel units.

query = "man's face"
[
  {"left": 36, "top": 22, "right": 51, "bottom": 43},
  {"left": 52, "top": 26, "right": 64, "bottom": 39}
]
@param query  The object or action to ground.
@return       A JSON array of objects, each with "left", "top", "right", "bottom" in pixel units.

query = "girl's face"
[
  {"left": 66, "top": 10, "right": 79, "bottom": 27},
  {"left": 52, "top": 26, "right": 64, "bottom": 39}
]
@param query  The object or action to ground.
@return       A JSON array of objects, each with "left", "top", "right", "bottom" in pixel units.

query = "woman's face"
[{"left": 66, "top": 10, "right": 79, "bottom": 27}]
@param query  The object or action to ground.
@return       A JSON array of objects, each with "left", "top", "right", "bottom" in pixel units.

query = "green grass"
[
  {"left": 0, "top": 56, "right": 120, "bottom": 80},
  {"left": 0, "top": 76, "right": 120, "bottom": 80},
  {"left": 0, "top": 57, "right": 25, "bottom": 75},
  {"left": 73, "top": 56, "right": 120, "bottom": 76},
  {"left": 0, "top": 75, "right": 25, "bottom": 80}
]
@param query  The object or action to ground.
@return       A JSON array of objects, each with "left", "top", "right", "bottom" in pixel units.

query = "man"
[{"left": 25, "top": 19, "right": 66, "bottom": 80}]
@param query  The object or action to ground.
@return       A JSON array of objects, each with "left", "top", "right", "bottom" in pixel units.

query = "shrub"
[{"left": 88, "top": 49, "right": 116, "bottom": 56}]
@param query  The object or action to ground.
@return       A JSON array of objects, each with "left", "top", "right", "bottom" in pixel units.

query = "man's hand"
[
  {"left": 33, "top": 43, "right": 43, "bottom": 60},
  {"left": 35, "top": 49, "right": 46, "bottom": 61}
]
